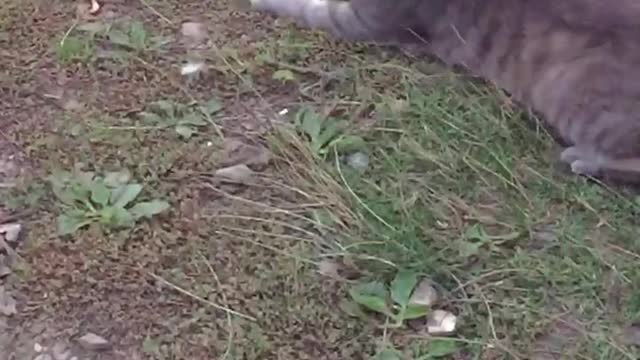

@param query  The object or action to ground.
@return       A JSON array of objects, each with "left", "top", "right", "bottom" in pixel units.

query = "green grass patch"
[{"left": 277, "top": 66, "right": 640, "bottom": 357}]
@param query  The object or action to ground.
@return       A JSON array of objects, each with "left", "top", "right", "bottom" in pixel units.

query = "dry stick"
[
  {"left": 138, "top": 0, "right": 174, "bottom": 26},
  {"left": 199, "top": 252, "right": 235, "bottom": 360},
  {"left": 203, "top": 184, "right": 336, "bottom": 232},
  {"left": 475, "top": 285, "right": 524, "bottom": 360},
  {"left": 147, "top": 271, "right": 256, "bottom": 321}
]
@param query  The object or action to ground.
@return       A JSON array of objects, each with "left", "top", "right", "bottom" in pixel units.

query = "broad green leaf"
[
  {"left": 332, "top": 135, "right": 367, "bottom": 153},
  {"left": 355, "top": 281, "right": 387, "bottom": 298},
  {"left": 419, "top": 339, "right": 459, "bottom": 358},
  {"left": 75, "top": 170, "right": 95, "bottom": 188},
  {"left": 314, "top": 120, "right": 341, "bottom": 151},
  {"left": 112, "top": 206, "right": 134, "bottom": 227},
  {"left": 373, "top": 348, "right": 402, "bottom": 360},
  {"left": 139, "top": 111, "right": 165, "bottom": 125},
  {"left": 69, "top": 183, "right": 91, "bottom": 204},
  {"left": 99, "top": 206, "right": 115, "bottom": 224},
  {"left": 458, "top": 240, "right": 481, "bottom": 258},
  {"left": 57, "top": 214, "right": 91, "bottom": 236},
  {"left": 55, "top": 36, "right": 91, "bottom": 63},
  {"left": 108, "top": 29, "right": 132, "bottom": 48},
  {"left": 401, "top": 304, "right": 429, "bottom": 320},
  {"left": 90, "top": 182, "right": 110, "bottom": 206},
  {"left": 465, "top": 224, "right": 488, "bottom": 241},
  {"left": 348, "top": 281, "right": 389, "bottom": 315},
  {"left": 299, "top": 111, "right": 322, "bottom": 141},
  {"left": 338, "top": 299, "right": 367, "bottom": 319},
  {"left": 110, "top": 184, "right": 143, "bottom": 208},
  {"left": 178, "top": 112, "right": 207, "bottom": 126},
  {"left": 272, "top": 69, "right": 295, "bottom": 82},
  {"left": 142, "top": 336, "right": 160, "bottom": 355},
  {"left": 51, "top": 184, "right": 75, "bottom": 205},
  {"left": 390, "top": 271, "right": 419, "bottom": 307},
  {"left": 349, "top": 295, "right": 387, "bottom": 315},
  {"left": 129, "top": 200, "right": 170, "bottom": 219},
  {"left": 129, "top": 21, "right": 147, "bottom": 50},
  {"left": 149, "top": 100, "right": 175, "bottom": 117},
  {"left": 175, "top": 125, "right": 195, "bottom": 139},
  {"left": 204, "top": 98, "right": 223, "bottom": 115}
]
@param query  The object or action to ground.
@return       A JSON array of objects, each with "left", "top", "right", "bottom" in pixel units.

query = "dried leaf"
[
  {"left": 77, "top": 332, "right": 110, "bottom": 350},
  {"left": 317, "top": 259, "right": 341, "bottom": 278},
  {"left": 215, "top": 164, "right": 254, "bottom": 184}
]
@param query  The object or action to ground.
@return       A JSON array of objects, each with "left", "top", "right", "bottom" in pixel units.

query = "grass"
[
  {"left": 3, "top": 0, "right": 640, "bottom": 359},
  {"left": 263, "top": 26, "right": 640, "bottom": 358}
]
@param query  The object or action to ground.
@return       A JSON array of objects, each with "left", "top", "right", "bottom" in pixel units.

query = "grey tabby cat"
[{"left": 248, "top": 0, "right": 640, "bottom": 183}]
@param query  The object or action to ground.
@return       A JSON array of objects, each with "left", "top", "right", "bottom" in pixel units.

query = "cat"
[{"left": 247, "top": 0, "right": 640, "bottom": 183}]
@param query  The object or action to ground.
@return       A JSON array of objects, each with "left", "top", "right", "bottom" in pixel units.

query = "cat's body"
[{"left": 249, "top": 0, "right": 640, "bottom": 183}]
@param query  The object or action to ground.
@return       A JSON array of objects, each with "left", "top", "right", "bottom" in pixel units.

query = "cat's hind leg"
[
  {"left": 560, "top": 145, "right": 608, "bottom": 176},
  {"left": 560, "top": 145, "right": 640, "bottom": 182}
]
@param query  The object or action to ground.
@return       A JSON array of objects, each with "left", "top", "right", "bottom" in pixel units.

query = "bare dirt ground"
[{"left": 1, "top": 1, "right": 372, "bottom": 359}]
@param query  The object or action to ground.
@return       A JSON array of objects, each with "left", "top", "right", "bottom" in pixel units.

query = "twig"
[
  {"left": 199, "top": 252, "right": 235, "bottom": 359},
  {"left": 147, "top": 271, "right": 256, "bottom": 321},
  {"left": 139, "top": 0, "right": 174, "bottom": 26}
]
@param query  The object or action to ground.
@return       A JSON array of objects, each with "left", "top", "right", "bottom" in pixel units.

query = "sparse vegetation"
[
  {"left": 2, "top": 0, "right": 640, "bottom": 359},
  {"left": 49, "top": 167, "right": 169, "bottom": 235},
  {"left": 139, "top": 98, "right": 223, "bottom": 139}
]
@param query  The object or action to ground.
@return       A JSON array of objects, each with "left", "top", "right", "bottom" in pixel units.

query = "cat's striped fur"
[{"left": 249, "top": 0, "right": 640, "bottom": 183}]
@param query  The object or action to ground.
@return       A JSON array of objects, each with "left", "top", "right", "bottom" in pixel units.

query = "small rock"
[
  {"left": 0, "top": 223, "right": 21, "bottom": 242},
  {"left": 426, "top": 310, "right": 457, "bottom": 335},
  {"left": 409, "top": 279, "right": 438, "bottom": 307},
  {"left": 89, "top": 0, "right": 101, "bottom": 15},
  {"left": 317, "top": 259, "right": 341, "bottom": 278},
  {"left": 180, "top": 61, "right": 205, "bottom": 76},
  {"left": 77, "top": 332, "right": 110, "bottom": 351},
  {"left": 52, "top": 342, "right": 72, "bottom": 360},
  {"left": 0, "top": 286, "right": 17, "bottom": 316},
  {"left": 34, "top": 354, "right": 53, "bottom": 360},
  {"left": 345, "top": 152, "right": 369, "bottom": 171},
  {"left": 34, "top": 342, "right": 44, "bottom": 353},
  {"left": 221, "top": 138, "right": 271, "bottom": 168},
  {"left": 215, "top": 164, "right": 254, "bottom": 184}
]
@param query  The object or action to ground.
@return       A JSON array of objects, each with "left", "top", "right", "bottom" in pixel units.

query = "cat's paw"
[{"left": 560, "top": 146, "right": 605, "bottom": 176}]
